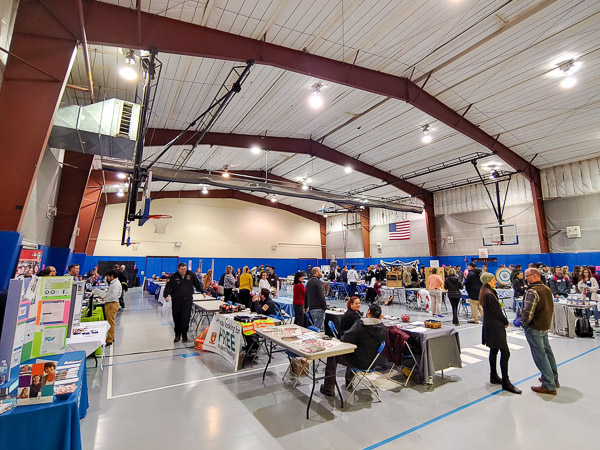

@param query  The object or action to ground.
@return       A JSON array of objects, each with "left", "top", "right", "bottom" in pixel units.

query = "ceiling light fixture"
[
  {"left": 324, "top": 214, "right": 328, "bottom": 218},
  {"left": 557, "top": 59, "right": 578, "bottom": 89},
  {"left": 301, "top": 183, "right": 309, "bottom": 191},
  {"left": 345, "top": 166, "right": 352, "bottom": 174},
  {"left": 116, "top": 172, "right": 127, "bottom": 179},
  {"left": 422, "top": 124, "right": 432, "bottom": 144},
  {"left": 116, "top": 189, "right": 124, "bottom": 197},
  {"left": 202, "top": 185, "right": 208, "bottom": 194},
  {"left": 222, "top": 167, "right": 230, "bottom": 178},
  {"left": 125, "top": 49, "right": 136, "bottom": 66},
  {"left": 250, "top": 145, "right": 261, "bottom": 154},
  {"left": 308, "top": 82, "right": 324, "bottom": 109},
  {"left": 119, "top": 66, "right": 138, "bottom": 81},
  {"left": 270, "top": 195, "right": 277, "bottom": 203},
  {"left": 490, "top": 169, "right": 499, "bottom": 180}
]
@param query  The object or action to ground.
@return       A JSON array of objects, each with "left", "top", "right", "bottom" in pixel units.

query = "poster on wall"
[{"left": 14, "top": 249, "right": 43, "bottom": 278}]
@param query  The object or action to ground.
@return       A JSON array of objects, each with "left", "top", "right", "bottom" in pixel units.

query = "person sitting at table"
[
  {"left": 251, "top": 288, "right": 277, "bottom": 316},
  {"left": 320, "top": 304, "right": 387, "bottom": 396},
  {"left": 203, "top": 269, "right": 217, "bottom": 297},
  {"left": 480, "top": 272, "right": 521, "bottom": 394},
  {"left": 292, "top": 271, "right": 306, "bottom": 327},
  {"left": 578, "top": 267, "right": 599, "bottom": 327},
  {"left": 340, "top": 296, "right": 362, "bottom": 336},
  {"left": 258, "top": 271, "right": 272, "bottom": 293},
  {"left": 548, "top": 267, "right": 571, "bottom": 299}
]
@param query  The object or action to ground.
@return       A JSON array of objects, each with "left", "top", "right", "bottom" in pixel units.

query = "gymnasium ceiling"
[{"left": 61, "top": 0, "right": 600, "bottom": 214}]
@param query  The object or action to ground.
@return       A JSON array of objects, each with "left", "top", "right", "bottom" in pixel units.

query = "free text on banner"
[{"left": 201, "top": 315, "right": 242, "bottom": 371}]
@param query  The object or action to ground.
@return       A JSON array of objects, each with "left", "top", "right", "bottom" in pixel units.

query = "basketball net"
[{"left": 148, "top": 215, "right": 172, "bottom": 234}]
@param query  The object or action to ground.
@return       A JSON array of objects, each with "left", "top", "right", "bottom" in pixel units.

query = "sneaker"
[
  {"left": 531, "top": 385, "right": 557, "bottom": 395},
  {"left": 438, "top": 315, "right": 444, "bottom": 318},
  {"left": 467, "top": 319, "right": 479, "bottom": 324},
  {"left": 319, "top": 385, "right": 335, "bottom": 397},
  {"left": 106, "top": 342, "right": 113, "bottom": 347}
]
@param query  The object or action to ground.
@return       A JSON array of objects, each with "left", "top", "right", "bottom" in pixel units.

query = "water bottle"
[{"left": 0, "top": 360, "right": 7, "bottom": 384}]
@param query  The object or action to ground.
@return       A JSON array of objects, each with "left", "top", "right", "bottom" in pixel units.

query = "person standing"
[
  {"left": 66, "top": 264, "right": 81, "bottom": 281},
  {"left": 578, "top": 267, "right": 599, "bottom": 327},
  {"left": 292, "top": 271, "right": 306, "bottom": 326},
  {"left": 238, "top": 266, "right": 253, "bottom": 308},
  {"left": 402, "top": 266, "right": 412, "bottom": 288},
  {"left": 101, "top": 270, "right": 122, "bottom": 346},
  {"left": 521, "top": 268, "right": 559, "bottom": 395},
  {"left": 347, "top": 265, "right": 359, "bottom": 296},
  {"left": 258, "top": 271, "right": 271, "bottom": 292},
  {"left": 267, "top": 267, "right": 280, "bottom": 297},
  {"left": 164, "top": 263, "right": 203, "bottom": 343},
  {"left": 445, "top": 268, "right": 463, "bottom": 326},
  {"left": 456, "top": 266, "right": 464, "bottom": 283},
  {"left": 428, "top": 268, "right": 444, "bottom": 318},
  {"left": 223, "top": 266, "right": 236, "bottom": 302},
  {"left": 480, "top": 272, "right": 521, "bottom": 394},
  {"left": 113, "top": 264, "right": 128, "bottom": 309},
  {"left": 465, "top": 262, "right": 483, "bottom": 324},
  {"left": 305, "top": 267, "right": 327, "bottom": 330}
]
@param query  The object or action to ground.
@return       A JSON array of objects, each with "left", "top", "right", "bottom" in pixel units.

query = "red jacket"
[{"left": 293, "top": 283, "right": 306, "bottom": 305}]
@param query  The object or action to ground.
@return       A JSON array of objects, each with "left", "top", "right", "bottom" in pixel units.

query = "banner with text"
[{"left": 201, "top": 315, "right": 243, "bottom": 371}]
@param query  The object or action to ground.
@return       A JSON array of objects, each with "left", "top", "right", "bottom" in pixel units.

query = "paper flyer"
[
  {"left": 40, "top": 277, "right": 73, "bottom": 301},
  {"left": 39, "top": 326, "right": 67, "bottom": 355},
  {"left": 17, "top": 359, "right": 56, "bottom": 406}
]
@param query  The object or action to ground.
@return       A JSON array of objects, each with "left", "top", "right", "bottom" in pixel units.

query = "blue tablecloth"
[
  {"left": 0, "top": 351, "right": 89, "bottom": 450},
  {"left": 274, "top": 297, "right": 295, "bottom": 317},
  {"left": 146, "top": 280, "right": 161, "bottom": 294}
]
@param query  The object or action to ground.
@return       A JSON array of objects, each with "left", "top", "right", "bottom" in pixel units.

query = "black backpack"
[{"left": 575, "top": 316, "right": 594, "bottom": 338}]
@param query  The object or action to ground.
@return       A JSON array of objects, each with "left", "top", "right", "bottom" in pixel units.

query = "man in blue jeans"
[
  {"left": 521, "top": 268, "right": 559, "bottom": 395},
  {"left": 305, "top": 267, "right": 326, "bottom": 330}
]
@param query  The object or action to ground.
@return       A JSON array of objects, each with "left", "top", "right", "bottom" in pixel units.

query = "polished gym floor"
[{"left": 80, "top": 287, "right": 600, "bottom": 449}]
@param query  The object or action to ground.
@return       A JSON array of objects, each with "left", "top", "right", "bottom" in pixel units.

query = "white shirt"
[
  {"left": 348, "top": 269, "right": 359, "bottom": 283},
  {"left": 103, "top": 278, "right": 122, "bottom": 303},
  {"left": 258, "top": 279, "right": 272, "bottom": 291}
]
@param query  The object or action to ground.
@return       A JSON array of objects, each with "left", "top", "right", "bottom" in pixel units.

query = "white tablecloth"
[{"left": 66, "top": 321, "right": 109, "bottom": 356}]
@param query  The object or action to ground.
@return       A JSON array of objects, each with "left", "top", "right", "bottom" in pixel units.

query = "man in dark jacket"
[
  {"left": 521, "top": 268, "right": 559, "bottom": 395},
  {"left": 305, "top": 267, "right": 327, "bottom": 330},
  {"left": 250, "top": 288, "right": 276, "bottom": 316},
  {"left": 321, "top": 304, "right": 387, "bottom": 395},
  {"left": 548, "top": 267, "right": 570, "bottom": 299},
  {"left": 464, "top": 262, "right": 483, "bottom": 324},
  {"left": 114, "top": 264, "right": 128, "bottom": 309},
  {"left": 164, "top": 263, "right": 204, "bottom": 343}
]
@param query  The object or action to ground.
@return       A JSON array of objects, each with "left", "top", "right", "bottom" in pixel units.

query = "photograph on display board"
[
  {"left": 16, "top": 360, "right": 56, "bottom": 406},
  {"left": 14, "top": 249, "right": 43, "bottom": 278}
]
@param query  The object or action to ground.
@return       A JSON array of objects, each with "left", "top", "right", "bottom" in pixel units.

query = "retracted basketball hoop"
[{"left": 147, "top": 215, "right": 172, "bottom": 234}]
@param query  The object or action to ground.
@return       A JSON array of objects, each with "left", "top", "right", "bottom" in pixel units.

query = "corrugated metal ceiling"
[{"left": 62, "top": 0, "right": 600, "bottom": 214}]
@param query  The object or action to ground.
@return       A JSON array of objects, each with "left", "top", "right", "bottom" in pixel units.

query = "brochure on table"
[{"left": 202, "top": 315, "right": 243, "bottom": 371}]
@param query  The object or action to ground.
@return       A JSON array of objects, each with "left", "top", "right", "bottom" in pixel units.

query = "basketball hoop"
[{"left": 148, "top": 215, "right": 172, "bottom": 234}]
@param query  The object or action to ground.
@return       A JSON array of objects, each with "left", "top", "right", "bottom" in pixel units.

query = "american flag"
[{"left": 388, "top": 221, "right": 410, "bottom": 240}]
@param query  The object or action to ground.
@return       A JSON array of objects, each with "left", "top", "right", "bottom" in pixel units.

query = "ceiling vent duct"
[{"left": 48, "top": 99, "right": 141, "bottom": 160}]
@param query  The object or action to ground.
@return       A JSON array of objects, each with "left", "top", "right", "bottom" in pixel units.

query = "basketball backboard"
[
  {"left": 137, "top": 170, "right": 152, "bottom": 226},
  {"left": 482, "top": 224, "right": 518, "bottom": 246}
]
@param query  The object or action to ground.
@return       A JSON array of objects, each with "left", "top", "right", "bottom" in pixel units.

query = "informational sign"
[
  {"left": 20, "top": 276, "right": 73, "bottom": 360},
  {"left": 14, "top": 249, "right": 43, "bottom": 278},
  {"left": 201, "top": 315, "right": 242, "bottom": 371},
  {"left": 430, "top": 260, "right": 440, "bottom": 268},
  {"left": 17, "top": 359, "right": 56, "bottom": 406}
]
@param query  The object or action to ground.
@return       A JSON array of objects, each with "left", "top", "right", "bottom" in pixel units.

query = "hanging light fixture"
[
  {"left": 345, "top": 166, "right": 352, "bottom": 174},
  {"left": 422, "top": 124, "right": 433, "bottom": 144},
  {"left": 116, "top": 172, "right": 127, "bottom": 179},
  {"left": 125, "top": 49, "right": 136, "bottom": 65},
  {"left": 250, "top": 145, "right": 261, "bottom": 154},
  {"left": 222, "top": 167, "right": 230, "bottom": 178},
  {"left": 557, "top": 59, "right": 580, "bottom": 89},
  {"left": 201, "top": 185, "right": 208, "bottom": 194},
  {"left": 270, "top": 195, "right": 277, "bottom": 203},
  {"left": 116, "top": 189, "right": 125, "bottom": 197},
  {"left": 308, "top": 82, "right": 324, "bottom": 109}
]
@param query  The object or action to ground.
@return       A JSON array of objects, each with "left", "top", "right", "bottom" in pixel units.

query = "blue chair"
[
  {"left": 305, "top": 311, "right": 314, "bottom": 327},
  {"left": 308, "top": 325, "right": 320, "bottom": 333},
  {"left": 346, "top": 341, "right": 386, "bottom": 402},
  {"left": 328, "top": 320, "right": 339, "bottom": 339}
]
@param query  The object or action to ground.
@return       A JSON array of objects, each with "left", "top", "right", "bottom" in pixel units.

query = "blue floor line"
[{"left": 364, "top": 345, "right": 600, "bottom": 450}]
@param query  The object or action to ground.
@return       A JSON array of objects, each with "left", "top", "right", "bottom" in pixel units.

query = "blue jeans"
[
  {"left": 585, "top": 305, "right": 599, "bottom": 322},
  {"left": 310, "top": 309, "right": 325, "bottom": 331},
  {"left": 524, "top": 327, "right": 559, "bottom": 390}
]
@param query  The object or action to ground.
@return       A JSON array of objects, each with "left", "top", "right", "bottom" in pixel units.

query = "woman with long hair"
[
  {"left": 444, "top": 268, "right": 462, "bottom": 326},
  {"left": 223, "top": 266, "right": 236, "bottom": 302},
  {"left": 340, "top": 296, "right": 362, "bottom": 336},
  {"left": 238, "top": 266, "right": 253, "bottom": 308},
  {"left": 203, "top": 269, "right": 213, "bottom": 291},
  {"left": 572, "top": 265, "right": 581, "bottom": 287},
  {"left": 292, "top": 271, "right": 306, "bottom": 326},
  {"left": 578, "top": 267, "right": 599, "bottom": 327},
  {"left": 479, "top": 272, "right": 521, "bottom": 394}
]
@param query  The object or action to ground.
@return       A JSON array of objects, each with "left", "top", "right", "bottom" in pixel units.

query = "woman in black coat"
[
  {"left": 480, "top": 273, "right": 521, "bottom": 394},
  {"left": 340, "top": 296, "right": 362, "bottom": 336},
  {"left": 444, "top": 268, "right": 463, "bottom": 326}
]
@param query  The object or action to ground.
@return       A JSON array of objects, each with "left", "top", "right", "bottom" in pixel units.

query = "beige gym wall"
[{"left": 94, "top": 197, "right": 322, "bottom": 258}]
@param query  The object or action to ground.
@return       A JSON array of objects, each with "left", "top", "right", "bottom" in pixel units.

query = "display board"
[
  {"left": 201, "top": 315, "right": 243, "bottom": 371},
  {"left": 0, "top": 279, "right": 30, "bottom": 388},
  {"left": 14, "top": 249, "right": 43, "bottom": 278},
  {"left": 21, "top": 276, "right": 74, "bottom": 360},
  {"left": 424, "top": 267, "right": 445, "bottom": 288}
]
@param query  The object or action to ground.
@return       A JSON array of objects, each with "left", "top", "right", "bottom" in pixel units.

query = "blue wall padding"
[{"left": 0, "top": 231, "right": 23, "bottom": 290}]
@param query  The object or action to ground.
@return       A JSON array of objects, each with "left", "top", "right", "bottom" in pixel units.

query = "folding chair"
[
  {"left": 346, "top": 341, "right": 386, "bottom": 403},
  {"left": 397, "top": 341, "right": 419, "bottom": 387},
  {"left": 460, "top": 297, "right": 471, "bottom": 318},
  {"left": 305, "top": 311, "right": 314, "bottom": 327},
  {"left": 271, "top": 303, "right": 293, "bottom": 325},
  {"left": 328, "top": 320, "right": 339, "bottom": 338}
]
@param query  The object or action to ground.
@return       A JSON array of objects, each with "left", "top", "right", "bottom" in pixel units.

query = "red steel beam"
[
  {"left": 359, "top": 208, "right": 371, "bottom": 259},
  {"left": 51, "top": 152, "right": 94, "bottom": 247},
  {"left": 74, "top": 169, "right": 105, "bottom": 253},
  {"left": 0, "top": 3, "right": 77, "bottom": 231},
  {"left": 87, "top": 194, "right": 106, "bottom": 256}
]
